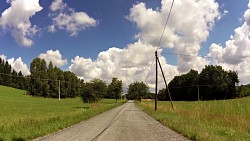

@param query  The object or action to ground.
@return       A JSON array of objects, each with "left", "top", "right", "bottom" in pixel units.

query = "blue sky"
[
  {"left": 0, "top": 0, "right": 158, "bottom": 68},
  {"left": 1, "top": 0, "right": 250, "bottom": 87},
  {"left": 201, "top": 1, "right": 247, "bottom": 51}
]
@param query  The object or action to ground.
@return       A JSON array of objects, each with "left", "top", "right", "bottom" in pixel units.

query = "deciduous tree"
[
  {"left": 107, "top": 78, "right": 122, "bottom": 102},
  {"left": 127, "top": 82, "right": 149, "bottom": 102}
]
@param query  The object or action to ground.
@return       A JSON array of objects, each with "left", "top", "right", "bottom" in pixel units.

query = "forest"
[
  {"left": 0, "top": 57, "right": 123, "bottom": 102},
  {"left": 127, "top": 65, "right": 249, "bottom": 101},
  {"left": 0, "top": 58, "right": 27, "bottom": 90},
  {"left": 159, "top": 65, "right": 243, "bottom": 101},
  {"left": 0, "top": 57, "right": 82, "bottom": 98}
]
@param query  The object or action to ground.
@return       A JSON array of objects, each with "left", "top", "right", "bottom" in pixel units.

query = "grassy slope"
[
  {"left": 137, "top": 98, "right": 250, "bottom": 141},
  {"left": 0, "top": 85, "right": 126, "bottom": 141}
]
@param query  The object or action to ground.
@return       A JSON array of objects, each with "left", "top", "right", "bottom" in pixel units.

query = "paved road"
[{"left": 35, "top": 101, "right": 190, "bottom": 141}]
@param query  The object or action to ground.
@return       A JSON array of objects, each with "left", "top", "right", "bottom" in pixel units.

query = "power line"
[
  {"left": 161, "top": 52, "right": 245, "bottom": 62},
  {"left": 0, "top": 72, "right": 83, "bottom": 86},
  {"left": 0, "top": 72, "right": 25, "bottom": 78},
  {"left": 144, "top": 57, "right": 155, "bottom": 84},
  {"left": 156, "top": 0, "right": 175, "bottom": 51},
  {"left": 168, "top": 84, "right": 227, "bottom": 89},
  {"left": 144, "top": 0, "right": 175, "bottom": 84}
]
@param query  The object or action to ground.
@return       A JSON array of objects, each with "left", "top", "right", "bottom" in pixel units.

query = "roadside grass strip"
[
  {"left": 0, "top": 85, "right": 126, "bottom": 141},
  {"left": 137, "top": 98, "right": 250, "bottom": 141}
]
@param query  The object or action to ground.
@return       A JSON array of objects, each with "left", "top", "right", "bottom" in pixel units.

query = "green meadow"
[
  {"left": 137, "top": 98, "right": 250, "bottom": 141},
  {"left": 0, "top": 85, "right": 125, "bottom": 141}
]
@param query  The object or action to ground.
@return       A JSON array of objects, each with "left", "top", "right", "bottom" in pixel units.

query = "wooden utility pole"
[
  {"left": 156, "top": 55, "right": 174, "bottom": 110},
  {"left": 59, "top": 80, "right": 60, "bottom": 101},
  {"left": 197, "top": 85, "right": 200, "bottom": 101},
  {"left": 155, "top": 51, "right": 158, "bottom": 111}
]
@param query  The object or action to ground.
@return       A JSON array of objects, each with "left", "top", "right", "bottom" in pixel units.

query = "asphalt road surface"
[{"left": 35, "top": 101, "right": 190, "bottom": 141}]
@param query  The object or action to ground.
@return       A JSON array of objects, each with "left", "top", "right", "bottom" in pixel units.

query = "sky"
[{"left": 0, "top": 0, "right": 250, "bottom": 91}]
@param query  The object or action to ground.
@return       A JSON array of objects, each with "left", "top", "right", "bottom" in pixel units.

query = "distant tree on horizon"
[
  {"left": 107, "top": 78, "right": 122, "bottom": 102},
  {"left": 127, "top": 81, "right": 149, "bottom": 102}
]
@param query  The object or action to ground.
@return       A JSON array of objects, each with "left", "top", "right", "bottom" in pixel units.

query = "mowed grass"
[
  {"left": 0, "top": 85, "right": 126, "bottom": 141},
  {"left": 137, "top": 98, "right": 250, "bottom": 141}
]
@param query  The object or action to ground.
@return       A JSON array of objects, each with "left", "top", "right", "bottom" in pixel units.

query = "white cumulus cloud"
[
  {"left": 39, "top": 50, "right": 67, "bottom": 67},
  {"left": 127, "top": 0, "right": 221, "bottom": 73},
  {"left": 48, "top": 25, "right": 55, "bottom": 33},
  {"left": 1, "top": 54, "right": 30, "bottom": 76},
  {"left": 0, "top": 0, "right": 43, "bottom": 47},
  {"left": 50, "top": 0, "right": 66, "bottom": 12},
  {"left": 0, "top": 54, "right": 7, "bottom": 61},
  {"left": 207, "top": 1, "right": 250, "bottom": 84},
  {"left": 7, "top": 57, "right": 30, "bottom": 76},
  {"left": 69, "top": 40, "right": 179, "bottom": 91},
  {"left": 69, "top": 0, "right": 226, "bottom": 90},
  {"left": 48, "top": 0, "right": 97, "bottom": 36}
]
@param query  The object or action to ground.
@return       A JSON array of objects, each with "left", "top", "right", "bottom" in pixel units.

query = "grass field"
[
  {"left": 0, "top": 85, "right": 126, "bottom": 141},
  {"left": 137, "top": 98, "right": 250, "bottom": 141}
]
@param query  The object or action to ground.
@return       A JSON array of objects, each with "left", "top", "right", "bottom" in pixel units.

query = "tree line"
[
  {"left": 0, "top": 58, "right": 27, "bottom": 89},
  {"left": 160, "top": 65, "right": 240, "bottom": 101},
  {"left": 1, "top": 57, "right": 247, "bottom": 101},
  {"left": 0, "top": 57, "right": 123, "bottom": 103},
  {"left": 81, "top": 77, "right": 123, "bottom": 103},
  {"left": 236, "top": 84, "right": 250, "bottom": 98},
  {"left": 28, "top": 58, "right": 82, "bottom": 98},
  {"left": 127, "top": 65, "right": 243, "bottom": 101},
  {"left": 0, "top": 57, "right": 83, "bottom": 98}
]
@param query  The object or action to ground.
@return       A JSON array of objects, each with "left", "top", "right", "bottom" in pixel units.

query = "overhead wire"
[
  {"left": 156, "top": 0, "right": 175, "bottom": 51},
  {"left": 0, "top": 72, "right": 83, "bottom": 86},
  {"left": 144, "top": 0, "right": 175, "bottom": 84},
  {"left": 144, "top": 57, "right": 155, "bottom": 84},
  {"left": 161, "top": 52, "right": 245, "bottom": 62},
  {"left": 168, "top": 84, "right": 227, "bottom": 89}
]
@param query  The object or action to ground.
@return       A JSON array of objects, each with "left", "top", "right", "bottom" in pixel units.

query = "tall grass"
[
  {"left": 0, "top": 85, "right": 126, "bottom": 141},
  {"left": 137, "top": 98, "right": 250, "bottom": 141}
]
